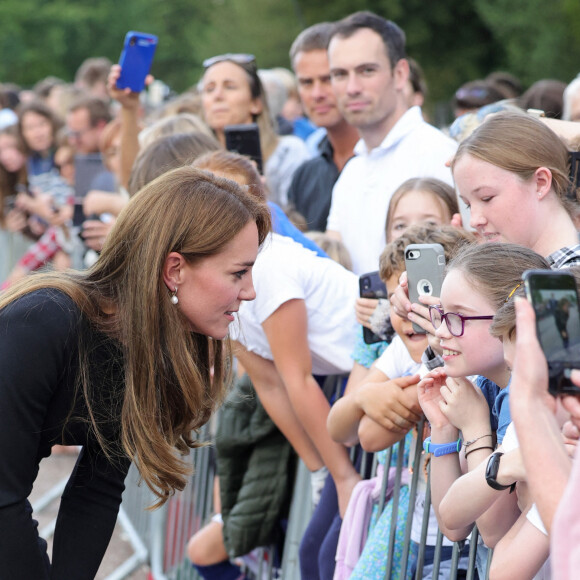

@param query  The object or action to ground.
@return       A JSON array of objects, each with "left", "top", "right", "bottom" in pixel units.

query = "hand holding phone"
[
  {"left": 224, "top": 123, "right": 263, "bottom": 174},
  {"left": 523, "top": 269, "right": 580, "bottom": 395},
  {"left": 359, "top": 271, "right": 394, "bottom": 344},
  {"left": 117, "top": 31, "right": 158, "bottom": 93}
]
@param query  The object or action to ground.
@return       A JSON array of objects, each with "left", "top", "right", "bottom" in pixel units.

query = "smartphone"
[
  {"left": 523, "top": 269, "right": 580, "bottom": 395},
  {"left": 117, "top": 31, "right": 158, "bottom": 93},
  {"left": 224, "top": 123, "right": 263, "bottom": 174},
  {"left": 405, "top": 243, "right": 446, "bottom": 334},
  {"left": 359, "top": 271, "right": 393, "bottom": 344}
]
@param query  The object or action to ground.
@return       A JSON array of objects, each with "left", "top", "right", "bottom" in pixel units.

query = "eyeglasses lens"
[{"left": 446, "top": 313, "right": 463, "bottom": 336}]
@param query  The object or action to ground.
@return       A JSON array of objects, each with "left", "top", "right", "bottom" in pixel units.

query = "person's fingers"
[
  {"left": 407, "top": 312, "right": 433, "bottom": 333},
  {"left": 570, "top": 369, "right": 580, "bottom": 388},
  {"left": 561, "top": 394, "right": 580, "bottom": 424},
  {"left": 562, "top": 419, "right": 580, "bottom": 441},
  {"left": 450, "top": 213, "right": 463, "bottom": 229},
  {"left": 393, "top": 374, "right": 421, "bottom": 389}
]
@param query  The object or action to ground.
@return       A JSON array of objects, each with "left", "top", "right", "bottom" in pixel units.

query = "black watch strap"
[{"left": 485, "top": 452, "right": 516, "bottom": 493}]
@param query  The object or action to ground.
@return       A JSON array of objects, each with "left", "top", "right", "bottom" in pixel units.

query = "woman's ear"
[
  {"left": 249, "top": 97, "right": 263, "bottom": 116},
  {"left": 535, "top": 167, "right": 553, "bottom": 200},
  {"left": 162, "top": 252, "right": 185, "bottom": 291}
]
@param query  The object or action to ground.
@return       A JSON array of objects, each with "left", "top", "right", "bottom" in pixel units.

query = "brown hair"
[
  {"left": 74, "top": 57, "right": 112, "bottom": 89},
  {"left": 305, "top": 231, "right": 352, "bottom": 270},
  {"left": 17, "top": 100, "right": 64, "bottom": 154},
  {"left": 139, "top": 113, "right": 214, "bottom": 149},
  {"left": 379, "top": 224, "right": 476, "bottom": 283},
  {"left": 385, "top": 177, "right": 459, "bottom": 243},
  {"left": 0, "top": 166, "right": 271, "bottom": 506},
  {"left": 289, "top": 22, "right": 336, "bottom": 68},
  {"left": 128, "top": 132, "right": 221, "bottom": 196},
  {"left": 68, "top": 95, "right": 112, "bottom": 127},
  {"left": 193, "top": 149, "right": 267, "bottom": 203},
  {"left": 452, "top": 111, "right": 577, "bottom": 214},
  {"left": 331, "top": 11, "right": 406, "bottom": 69},
  {"left": 0, "top": 124, "right": 28, "bottom": 224},
  {"left": 491, "top": 265, "right": 580, "bottom": 340},
  {"left": 448, "top": 242, "right": 550, "bottom": 342}
]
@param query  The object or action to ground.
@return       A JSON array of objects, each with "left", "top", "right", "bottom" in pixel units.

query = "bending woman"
[{"left": 0, "top": 166, "right": 270, "bottom": 578}]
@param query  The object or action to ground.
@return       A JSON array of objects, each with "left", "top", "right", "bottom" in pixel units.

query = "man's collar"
[{"left": 354, "top": 106, "right": 424, "bottom": 156}]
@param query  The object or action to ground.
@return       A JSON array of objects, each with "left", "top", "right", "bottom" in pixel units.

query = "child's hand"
[
  {"left": 356, "top": 375, "right": 422, "bottom": 433},
  {"left": 355, "top": 297, "right": 379, "bottom": 329},
  {"left": 439, "top": 376, "right": 490, "bottom": 435},
  {"left": 417, "top": 368, "right": 450, "bottom": 429},
  {"left": 390, "top": 271, "right": 411, "bottom": 320},
  {"left": 407, "top": 294, "right": 440, "bottom": 336}
]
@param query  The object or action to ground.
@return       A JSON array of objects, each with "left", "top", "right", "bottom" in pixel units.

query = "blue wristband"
[{"left": 423, "top": 436, "right": 462, "bottom": 457}]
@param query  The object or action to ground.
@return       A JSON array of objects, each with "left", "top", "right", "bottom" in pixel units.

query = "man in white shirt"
[{"left": 325, "top": 11, "right": 457, "bottom": 274}]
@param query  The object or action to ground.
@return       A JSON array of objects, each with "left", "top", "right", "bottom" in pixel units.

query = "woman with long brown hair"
[{"left": 0, "top": 165, "right": 270, "bottom": 578}]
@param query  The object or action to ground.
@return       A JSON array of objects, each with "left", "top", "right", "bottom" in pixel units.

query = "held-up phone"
[
  {"left": 224, "top": 123, "right": 263, "bottom": 174},
  {"left": 359, "top": 271, "right": 393, "bottom": 345},
  {"left": 117, "top": 31, "right": 158, "bottom": 93},
  {"left": 405, "top": 243, "right": 446, "bottom": 334},
  {"left": 523, "top": 269, "right": 580, "bottom": 395}
]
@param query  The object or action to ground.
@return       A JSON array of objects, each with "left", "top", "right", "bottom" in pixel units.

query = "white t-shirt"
[
  {"left": 265, "top": 135, "right": 311, "bottom": 207},
  {"left": 503, "top": 423, "right": 551, "bottom": 580},
  {"left": 326, "top": 107, "right": 458, "bottom": 274},
  {"left": 373, "top": 334, "right": 422, "bottom": 379},
  {"left": 230, "top": 233, "right": 359, "bottom": 375}
]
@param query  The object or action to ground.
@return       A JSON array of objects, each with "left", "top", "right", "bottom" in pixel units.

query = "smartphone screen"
[
  {"left": 224, "top": 123, "right": 263, "bottom": 174},
  {"left": 359, "top": 271, "right": 393, "bottom": 344},
  {"left": 524, "top": 269, "right": 580, "bottom": 394}
]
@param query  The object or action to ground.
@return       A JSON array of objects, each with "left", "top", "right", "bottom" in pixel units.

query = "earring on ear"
[{"left": 170, "top": 286, "right": 179, "bottom": 305}]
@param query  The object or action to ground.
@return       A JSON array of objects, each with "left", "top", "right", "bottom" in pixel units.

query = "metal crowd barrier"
[
  {"left": 112, "top": 378, "right": 490, "bottom": 580},
  {"left": 0, "top": 229, "right": 30, "bottom": 283}
]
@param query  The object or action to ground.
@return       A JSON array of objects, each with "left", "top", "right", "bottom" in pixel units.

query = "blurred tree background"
[{"left": 1, "top": 0, "right": 579, "bottom": 124}]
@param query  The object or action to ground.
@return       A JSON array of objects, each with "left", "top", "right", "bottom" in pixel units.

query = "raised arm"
[
  {"left": 107, "top": 64, "right": 146, "bottom": 191},
  {"left": 510, "top": 298, "right": 571, "bottom": 533},
  {"left": 232, "top": 341, "right": 323, "bottom": 472},
  {"left": 262, "top": 298, "right": 360, "bottom": 516}
]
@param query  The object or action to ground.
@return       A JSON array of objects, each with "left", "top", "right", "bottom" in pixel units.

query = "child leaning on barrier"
[
  {"left": 417, "top": 243, "right": 555, "bottom": 577},
  {"left": 327, "top": 224, "right": 476, "bottom": 579},
  {"left": 438, "top": 265, "right": 580, "bottom": 580}
]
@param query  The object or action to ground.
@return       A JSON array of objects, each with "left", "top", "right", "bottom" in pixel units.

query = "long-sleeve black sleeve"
[{"left": 0, "top": 289, "right": 129, "bottom": 579}]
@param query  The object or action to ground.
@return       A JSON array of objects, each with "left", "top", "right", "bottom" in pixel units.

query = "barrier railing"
[{"left": 112, "top": 380, "right": 490, "bottom": 580}]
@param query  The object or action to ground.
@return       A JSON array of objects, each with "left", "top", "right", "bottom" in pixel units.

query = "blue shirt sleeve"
[
  {"left": 475, "top": 375, "right": 500, "bottom": 433},
  {"left": 494, "top": 380, "right": 511, "bottom": 444},
  {"left": 268, "top": 202, "right": 329, "bottom": 258}
]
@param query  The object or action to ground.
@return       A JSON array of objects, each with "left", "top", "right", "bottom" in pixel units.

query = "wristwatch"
[
  {"left": 423, "top": 436, "right": 462, "bottom": 457},
  {"left": 485, "top": 452, "right": 516, "bottom": 493}
]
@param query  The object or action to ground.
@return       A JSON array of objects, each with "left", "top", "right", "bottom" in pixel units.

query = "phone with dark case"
[
  {"left": 405, "top": 243, "right": 446, "bottom": 334},
  {"left": 359, "top": 271, "right": 393, "bottom": 344},
  {"left": 224, "top": 123, "right": 263, "bottom": 174},
  {"left": 523, "top": 269, "right": 580, "bottom": 395},
  {"left": 117, "top": 31, "right": 158, "bottom": 93}
]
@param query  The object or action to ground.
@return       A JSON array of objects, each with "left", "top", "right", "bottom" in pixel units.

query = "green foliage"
[
  {"left": 0, "top": 0, "right": 579, "bottom": 112},
  {"left": 474, "top": 0, "right": 580, "bottom": 85}
]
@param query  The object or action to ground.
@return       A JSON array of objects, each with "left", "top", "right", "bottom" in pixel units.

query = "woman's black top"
[{"left": 0, "top": 289, "right": 131, "bottom": 579}]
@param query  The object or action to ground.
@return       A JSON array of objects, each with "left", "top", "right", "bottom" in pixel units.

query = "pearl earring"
[{"left": 170, "top": 286, "right": 179, "bottom": 305}]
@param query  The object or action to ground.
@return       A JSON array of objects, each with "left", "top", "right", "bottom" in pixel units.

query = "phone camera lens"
[{"left": 130, "top": 37, "right": 136, "bottom": 46}]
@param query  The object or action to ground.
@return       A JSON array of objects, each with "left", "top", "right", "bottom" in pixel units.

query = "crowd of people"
[{"left": 2, "top": 8, "right": 580, "bottom": 580}]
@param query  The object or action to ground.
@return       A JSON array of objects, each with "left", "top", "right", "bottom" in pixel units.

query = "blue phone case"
[{"left": 117, "top": 31, "right": 158, "bottom": 93}]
